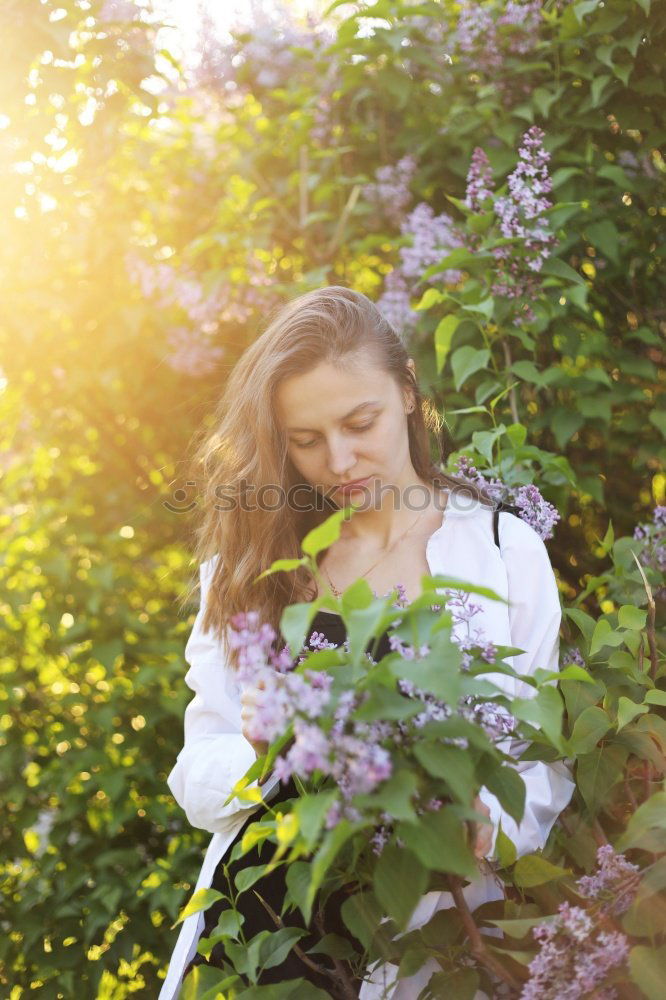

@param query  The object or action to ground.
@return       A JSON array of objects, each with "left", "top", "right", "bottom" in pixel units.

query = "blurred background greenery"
[{"left": 0, "top": 0, "right": 663, "bottom": 996}]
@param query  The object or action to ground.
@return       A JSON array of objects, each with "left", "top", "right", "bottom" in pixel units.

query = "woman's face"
[{"left": 275, "top": 350, "right": 417, "bottom": 508}]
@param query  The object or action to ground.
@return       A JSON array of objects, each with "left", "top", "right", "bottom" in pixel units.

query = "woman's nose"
[{"left": 326, "top": 437, "right": 356, "bottom": 478}]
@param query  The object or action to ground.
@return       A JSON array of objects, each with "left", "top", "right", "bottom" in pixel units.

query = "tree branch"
[{"left": 448, "top": 876, "right": 523, "bottom": 988}]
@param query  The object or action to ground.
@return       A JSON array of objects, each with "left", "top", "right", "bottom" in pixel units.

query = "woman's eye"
[{"left": 292, "top": 422, "right": 375, "bottom": 449}]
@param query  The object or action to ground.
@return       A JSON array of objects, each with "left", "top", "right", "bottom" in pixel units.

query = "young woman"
[{"left": 158, "top": 286, "right": 574, "bottom": 1000}]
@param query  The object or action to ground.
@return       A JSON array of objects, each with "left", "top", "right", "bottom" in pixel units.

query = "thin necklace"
[{"left": 321, "top": 506, "right": 428, "bottom": 599}]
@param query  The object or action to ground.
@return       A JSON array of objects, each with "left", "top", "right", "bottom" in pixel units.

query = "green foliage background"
[{"left": 0, "top": 0, "right": 664, "bottom": 996}]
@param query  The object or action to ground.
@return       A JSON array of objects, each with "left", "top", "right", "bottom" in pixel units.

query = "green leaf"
[
  {"left": 598, "top": 163, "right": 636, "bottom": 191},
  {"left": 279, "top": 602, "right": 318, "bottom": 659},
  {"left": 301, "top": 507, "right": 348, "bottom": 558},
  {"left": 568, "top": 705, "right": 612, "bottom": 754},
  {"left": 255, "top": 557, "right": 306, "bottom": 581},
  {"left": 374, "top": 845, "right": 428, "bottom": 930},
  {"left": 649, "top": 410, "right": 666, "bottom": 438},
  {"left": 172, "top": 887, "right": 225, "bottom": 928},
  {"left": 294, "top": 791, "right": 338, "bottom": 852},
  {"left": 451, "top": 346, "right": 491, "bottom": 391},
  {"left": 564, "top": 607, "right": 596, "bottom": 643},
  {"left": 585, "top": 219, "right": 620, "bottom": 265},
  {"left": 495, "top": 823, "right": 517, "bottom": 868},
  {"left": 235, "top": 864, "right": 269, "bottom": 894},
  {"left": 616, "top": 697, "right": 649, "bottom": 732},
  {"left": 412, "top": 744, "right": 474, "bottom": 803},
  {"left": 617, "top": 791, "right": 666, "bottom": 852},
  {"left": 540, "top": 257, "right": 585, "bottom": 285},
  {"left": 285, "top": 862, "right": 312, "bottom": 921},
  {"left": 645, "top": 690, "right": 666, "bottom": 707},
  {"left": 577, "top": 745, "right": 627, "bottom": 814},
  {"left": 426, "top": 969, "right": 479, "bottom": 999},
  {"left": 590, "top": 619, "right": 625, "bottom": 656},
  {"left": 478, "top": 763, "right": 525, "bottom": 825},
  {"left": 512, "top": 685, "right": 565, "bottom": 754},
  {"left": 513, "top": 855, "right": 569, "bottom": 888},
  {"left": 629, "top": 945, "right": 666, "bottom": 1000},
  {"left": 258, "top": 927, "right": 307, "bottom": 972},
  {"left": 306, "top": 933, "right": 356, "bottom": 960},
  {"left": 397, "top": 807, "right": 476, "bottom": 879},
  {"left": 341, "top": 892, "right": 383, "bottom": 950},
  {"left": 573, "top": 0, "right": 601, "bottom": 23},
  {"left": 434, "top": 315, "right": 460, "bottom": 373},
  {"left": 618, "top": 605, "right": 647, "bottom": 630},
  {"left": 414, "top": 287, "right": 445, "bottom": 311},
  {"left": 305, "top": 820, "right": 359, "bottom": 922}
]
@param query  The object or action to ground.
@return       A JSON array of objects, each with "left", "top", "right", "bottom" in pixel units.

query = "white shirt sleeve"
[
  {"left": 166, "top": 556, "right": 261, "bottom": 834},
  {"left": 478, "top": 512, "right": 575, "bottom": 858}
]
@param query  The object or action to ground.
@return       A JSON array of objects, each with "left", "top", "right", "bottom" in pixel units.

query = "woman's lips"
[{"left": 335, "top": 476, "right": 372, "bottom": 494}]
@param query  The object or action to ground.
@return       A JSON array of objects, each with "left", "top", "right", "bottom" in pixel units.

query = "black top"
[{"left": 305, "top": 608, "right": 394, "bottom": 662}]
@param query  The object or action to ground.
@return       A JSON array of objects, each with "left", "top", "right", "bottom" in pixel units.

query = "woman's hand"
[
  {"left": 471, "top": 795, "right": 494, "bottom": 860},
  {"left": 240, "top": 680, "right": 269, "bottom": 760}
]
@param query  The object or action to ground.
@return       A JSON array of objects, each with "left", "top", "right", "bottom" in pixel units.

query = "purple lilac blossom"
[
  {"left": 465, "top": 147, "right": 495, "bottom": 212},
  {"left": 399, "top": 202, "right": 465, "bottom": 284},
  {"left": 561, "top": 646, "right": 585, "bottom": 668},
  {"left": 193, "top": 0, "right": 334, "bottom": 95},
  {"left": 514, "top": 484, "right": 561, "bottom": 541},
  {"left": 633, "top": 506, "right": 666, "bottom": 598},
  {"left": 521, "top": 902, "right": 630, "bottom": 1000},
  {"left": 453, "top": 456, "right": 561, "bottom": 542},
  {"left": 164, "top": 327, "right": 225, "bottom": 378},
  {"left": 364, "top": 155, "right": 417, "bottom": 226},
  {"left": 375, "top": 269, "right": 420, "bottom": 339},
  {"left": 125, "top": 250, "right": 279, "bottom": 329},
  {"left": 576, "top": 844, "right": 641, "bottom": 916},
  {"left": 456, "top": 1, "right": 542, "bottom": 66},
  {"left": 492, "top": 126, "right": 557, "bottom": 321}
]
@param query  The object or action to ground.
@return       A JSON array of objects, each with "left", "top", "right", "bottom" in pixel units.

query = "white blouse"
[{"left": 158, "top": 494, "right": 575, "bottom": 1000}]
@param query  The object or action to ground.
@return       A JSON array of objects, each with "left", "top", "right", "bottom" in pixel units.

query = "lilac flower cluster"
[
  {"left": 633, "top": 506, "right": 666, "bottom": 598},
  {"left": 617, "top": 149, "right": 660, "bottom": 181},
  {"left": 561, "top": 646, "right": 585, "bottom": 668},
  {"left": 453, "top": 456, "right": 561, "bottom": 542},
  {"left": 164, "top": 327, "right": 225, "bottom": 378},
  {"left": 464, "top": 147, "right": 495, "bottom": 213},
  {"left": 125, "top": 251, "right": 279, "bottom": 374},
  {"left": 363, "top": 155, "right": 417, "bottom": 227},
  {"left": 522, "top": 845, "right": 640, "bottom": 999},
  {"left": 399, "top": 203, "right": 465, "bottom": 283},
  {"left": 492, "top": 126, "right": 557, "bottom": 321},
  {"left": 375, "top": 270, "right": 420, "bottom": 338},
  {"left": 521, "top": 901, "right": 629, "bottom": 1000},
  {"left": 193, "top": 1, "right": 334, "bottom": 96},
  {"left": 577, "top": 844, "right": 641, "bottom": 917},
  {"left": 228, "top": 613, "right": 393, "bottom": 807},
  {"left": 376, "top": 200, "right": 465, "bottom": 338},
  {"left": 455, "top": 1, "right": 543, "bottom": 77}
]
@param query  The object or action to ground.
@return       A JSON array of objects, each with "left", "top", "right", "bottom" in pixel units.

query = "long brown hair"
[{"left": 181, "top": 285, "right": 494, "bottom": 667}]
